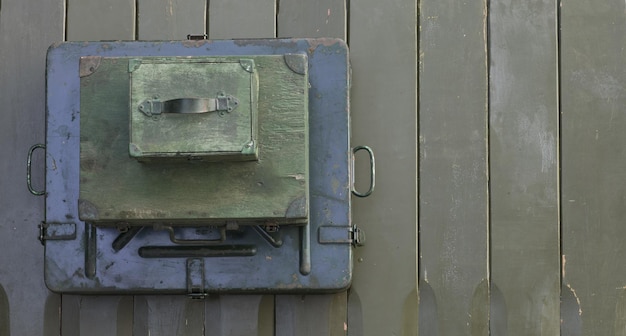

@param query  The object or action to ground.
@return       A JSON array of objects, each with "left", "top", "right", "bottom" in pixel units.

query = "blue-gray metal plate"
[{"left": 44, "top": 38, "right": 352, "bottom": 293}]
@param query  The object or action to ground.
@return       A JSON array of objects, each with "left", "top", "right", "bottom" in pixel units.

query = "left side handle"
[{"left": 27, "top": 144, "right": 45, "bottom": 196}]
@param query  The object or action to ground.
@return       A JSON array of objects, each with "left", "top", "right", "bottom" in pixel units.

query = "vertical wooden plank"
[
  {"left": 418, "top": 0, "right": 489, "bottom": 335},
  {"left": 61, "top": 296, "right": 80, "bottom": 336},
  {"left": 274, "top": 1, "right": 348, "bottom": 335},
  {"left": 275, "top": 293, "right": 347, "bottom": 336},
  {"left": 489, "top": 0, "right": 560, "bottom": 335},
  {"left": 208, "top": 0, "right": 275, "bottom": 39},
  {"left": 66, "top": 0, "right": 135, "bottom": 40},
  {"left": 276, "top": 0, "right": 346, "bottom": 39},
  {"left": 349, "top": 0, "right": 418, "bottom": 335},
  {"left": 79, "top": 297, "right": 129, "bottom": 336},
  {"left": 44, "top": 293, "right": 62, "bottom": 336},
  {"left": 137, "top": 0, "right": 206, "bottom": 40},
  {"left": 205, "top": 295, "right": 274, "bottom": 336},
  {"left": 133, "top": 296, "right": 204, "bottom": 336},
  {"left": 61, "top": 296, "right": 132, "bottom": 336},
  {"left": 0, "top": 0, "right": 64, "bottom": 334},
  {"left": 561, "top": 0, "right": 626, "bottom": 334}
]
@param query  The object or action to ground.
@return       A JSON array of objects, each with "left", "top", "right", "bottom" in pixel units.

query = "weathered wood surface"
[
  {"left": 561, "top": 0, "right": 626, "bottom": 334},
  {"left": 275, "top": 294, "right": 347, "bottom": 336},
  {"left": 489, "top": 0, "right": 560, "bottom": 335},
  {"left": 419, "top": 0, "right": 489, "bottom": 335},
  {"left": 66, "top": 0, "right": 135, "bottom": 40},
  {"left": 208, "top": 0, "right": 275, "bottom": 39},
  {"left": 277, "top": 0, "right": 346, "bottom": 39},
  {"left": 349, "top": 0, "right": 418, "bottom": 334},
  {"left": 0, "top": 0, "right": 64, "bottom": 334},
  {"left": 137, "top": 0, "right": 206, "bottom": 40}
]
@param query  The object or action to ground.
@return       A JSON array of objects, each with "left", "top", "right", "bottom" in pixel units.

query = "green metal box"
[
  {"left": 127, "top": 57, "right": 259, "bottom": 161},
  {"left": 78, "top": 54, "right": 309, "bottom": 226}
]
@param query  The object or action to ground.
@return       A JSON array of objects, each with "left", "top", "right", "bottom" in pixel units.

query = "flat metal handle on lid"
[
  {"left": 27, "top": 144, "right": 46, "bottom": 196},
  {"left": 351, "top": 145, "right": 375, "bottom": 198},
  {"left": 139, "top": 92, "right": 239, "bottom": 117}
]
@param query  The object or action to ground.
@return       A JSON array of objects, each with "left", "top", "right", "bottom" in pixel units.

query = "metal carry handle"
[
  {"left": 138, "top": 92, "right": 239, "bottom": 117},
  {"left": 351, "top": 145, "right": 376, "bottom": 198},
  {"left": 27, "top": 144, "right": 46, "bottom": 196}
]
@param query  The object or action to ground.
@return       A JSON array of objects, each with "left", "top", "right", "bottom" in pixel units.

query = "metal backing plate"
[{"left": 44, "top": 38, "right": 351, "bottom": 294}]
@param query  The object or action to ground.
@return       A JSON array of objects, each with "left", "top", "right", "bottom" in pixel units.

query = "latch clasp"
[
  {"left": 187, "top": 258, "right": 207, "bottom": 299},
  {"left": 318, "top": 225, "right": 365, "bottom": 247}
]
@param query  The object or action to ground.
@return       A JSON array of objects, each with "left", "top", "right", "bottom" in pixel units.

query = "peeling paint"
[{"left": 566, "top": 283, "right": 583, "bottom": 316}]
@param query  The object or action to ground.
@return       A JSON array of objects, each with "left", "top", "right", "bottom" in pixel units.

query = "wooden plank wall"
[
  {"left": 349, "top": 0, "right": 418, "bottom": 334},
  {"left": 2, "top": 0, "right": 626, "bottom": 334},
  {"left": 561, "top": 0, "right": 626, "bottom": 334},
  {"left": 419, "top": 0, "right": 489, "bottom": 334},
  {"left": 489, "top": 1, "right": 560, "bottom": 335}
]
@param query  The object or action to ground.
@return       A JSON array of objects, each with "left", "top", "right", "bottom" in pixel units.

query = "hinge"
[
  {"left": 318, "top": 225, "right": 365, "bottom": 247},
  {"left": 38, "top": 222, "right": 77, "bottom": 245},
  {"left": 186, "top": 258, "right": 207, "bottom": 299}
]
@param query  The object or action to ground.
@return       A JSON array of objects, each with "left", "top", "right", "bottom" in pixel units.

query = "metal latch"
[
  {"left": 38, "top": 222, "right": 77, "bottom": 245},
  {"left": 186, "top": 258, "right": 206, "bottom": 299},
  {"left": 318, "top": 225, "right": 365, "bottom": 247}
]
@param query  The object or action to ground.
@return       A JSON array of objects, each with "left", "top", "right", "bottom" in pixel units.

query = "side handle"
[
  {"left": 351, "top": 145, "right": 375, "bottom": 198},
  {"left": 27, "top": 144, "right": 46, "bottom": 196}
]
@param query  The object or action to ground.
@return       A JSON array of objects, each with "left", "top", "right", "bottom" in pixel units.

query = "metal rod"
[{"left": 138, "top": 245, "right": 257, "bottom": 258}]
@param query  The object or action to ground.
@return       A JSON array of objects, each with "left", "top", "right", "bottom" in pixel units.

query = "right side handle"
[{"left": 351, "top": 145, "right": 375, "bottom": 198}]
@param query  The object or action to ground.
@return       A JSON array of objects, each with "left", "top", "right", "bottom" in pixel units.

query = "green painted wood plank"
[
  {"left": 61, "top": 296, "right": 80, "bottom": 336},
  {"left": 66, "top": 0, "right": 135, "bottom": 40},
  {"left": 0, "top": 0, "right": 63, "bottom": 334},
  {"left": 348, "top": 0, "right": 418, "bottom": 335},
  {"left": 44, "top": 293, "right": 62, "bottom": 336},
  {"left": 560, "top": 0, "right": 626, "bottom": 334},
  {"left": 275, "top": 293, "right": 347, "bottom": 336},
  {"left": 61, "top": 296, "right": 130, "bottom": 336},
  {"left": 205, "top": 295, "right": 274, "bottom": 336},
  {"left": 276, "top": 0, "right": 346, "bottom": 39},
  {"left": 489, "top": 0, "right": 560, "bottom": 335},
  {"left": 133, "top": 296, "right": 203, "bottom": 336},
  {"left": 208, "top": 0, "right": 275, "bottom": 39},
  {"left": 137, "top": 0, "right": 206, "bottom": 40},
  {"left": 418, "top": 1, "right": 489, "bottom": 335}
]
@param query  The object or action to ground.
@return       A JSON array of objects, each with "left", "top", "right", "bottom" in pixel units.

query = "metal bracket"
[
  {"left": 187, "top": 34, "right": 208, "bottom": 40},
  {"left": 38, "top": 222, "right": 77, "bottom": 245},
  {"left": 186, "top": 258, "right": 206, "bottom": 299},
  {"left": 318, "top": 225, "right": 365, "bottom": 247}
]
